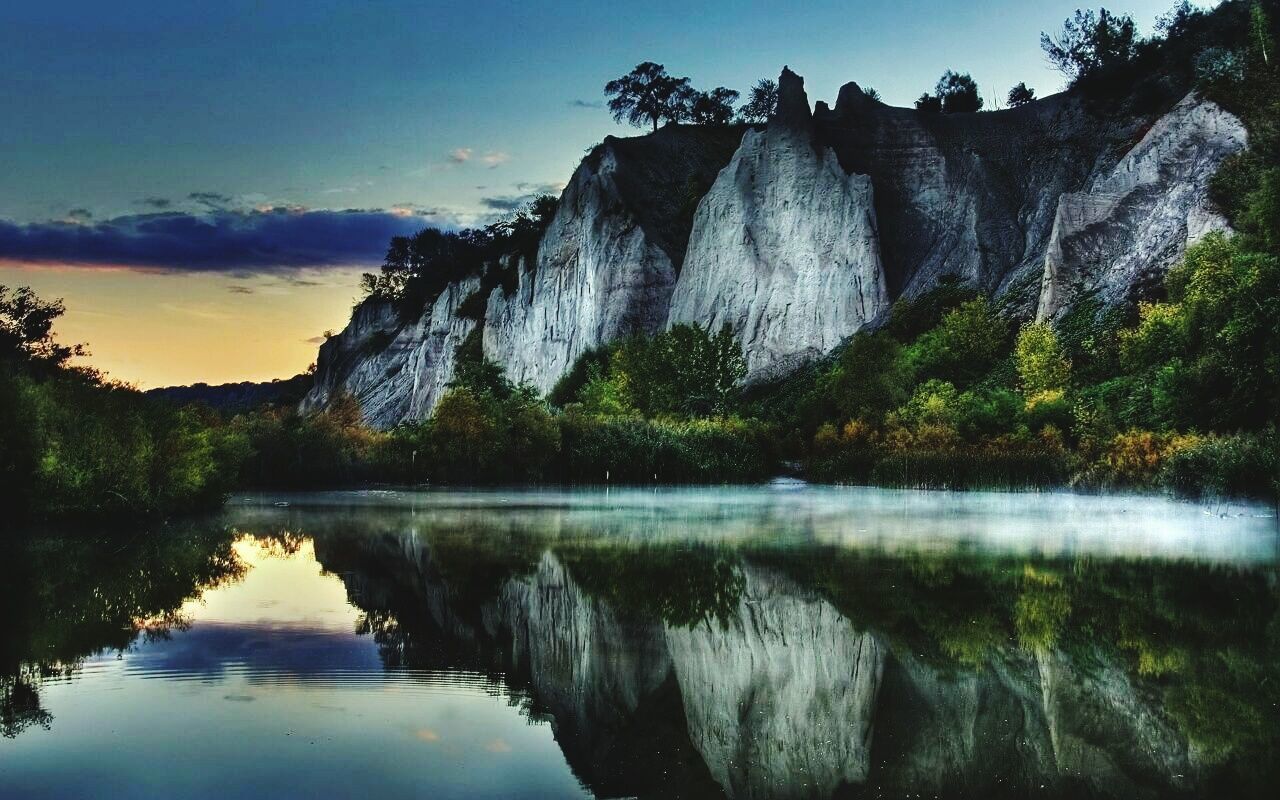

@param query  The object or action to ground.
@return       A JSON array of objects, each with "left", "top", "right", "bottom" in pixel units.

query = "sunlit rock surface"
[
  {"left": 665, "top": 566, "right": 885, "bottom": 799},
  {"left": 485, "top": 126, "right": 745, "bottom": 394},
  {"left": 1037, "top": 94, "right": 1247, "bottom": 320},
  {"left": 305, "top": 72, "right": 1246, "bottom": 424},
  {"left": 668, "top": 68, "right": 888, "bottom": 381},
  {"left": 300, "top": 276, "right": 478, "bottom": 428}
]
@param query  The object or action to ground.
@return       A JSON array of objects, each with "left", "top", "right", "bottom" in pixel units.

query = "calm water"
[{"left": 2, "top": 485, "right": 1277, "bottom": 799}]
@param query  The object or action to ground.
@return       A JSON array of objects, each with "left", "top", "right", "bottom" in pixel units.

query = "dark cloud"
[
  {"left": 480, "top": 183, "right": 564, "bottom": 214},
  {"left": 66, "top": 208, "right": 93, "bottom": 220},
  {"left": 188, "top": 191, "right": 233, "bottom": 208},
  {"left": 139, "top": 197, "right": 172, "bottom": 209},
  {"left": 226, "top": 285, "right": 255, "bottom": 294},
  {"left": 0, "top": 207, "right": 443, "bottom": 274},
  {"left": 568, "top": 99, "right": 603, "bottom": 109},
  {"left": 304, "top": 335, "right": 328, "bottom": 344},
  {"left": 479, "top": 195, "right": 528, "bottom": 212}
]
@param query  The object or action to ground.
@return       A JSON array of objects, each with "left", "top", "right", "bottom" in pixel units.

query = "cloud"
[
  {"left": 139, "top": 197, "right": 172, "bottom": 209},
  {"left": 448, "top": 148, "right": 473, "bottom": 164},
  {"left": 479, "top": 182, "right": 565, "bottom": 214},
  {"left": 188, "top": 191, "right": 233, "bottom": 208},
  {"left": 66, "top": 208, "right": 93, "bottom": 220},
  {"left": 0, "top": 206, "right": 451, "bottom": 275},
  {"left": 226, "top": 284, "right": 255, "bottom": 294},
  {"left": 481, "top": 151, "right": 511, "bottom": 168},
  {"left": 304, "top": 335, "right": 328, "bottom": 344},
  {"left": 568, "top": 99, "right": 603, "bottom": 109}
]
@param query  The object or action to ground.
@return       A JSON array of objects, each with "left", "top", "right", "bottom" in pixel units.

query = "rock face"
[
  {"left": 300, "top": 276, "right": 479, "bottom": 428},
  {"left": 305, "top": 68, "right": 1247, "bottom": 427},
  {"left": 669, "top": 69, "right": 889, "bottom": 381},
  {"left": 1036, "top": 94, "right": 1248, "bottom": 319},
  {"left": 483, "top": 150, "right": 678, "bottom": 392}
]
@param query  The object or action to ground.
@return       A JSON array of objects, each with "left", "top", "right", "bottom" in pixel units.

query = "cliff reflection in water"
[
  {"left": 4, "top": 487, "right": 1278, "bottom": 800},
  {"left": 252, "top": 489, "right": 1276, "bottom": 800}
]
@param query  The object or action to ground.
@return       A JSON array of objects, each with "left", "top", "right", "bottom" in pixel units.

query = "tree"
[
  {"left": 1041, "top": 8, "right": 1138, "bottom": 82},
  {"left": 915, "top": 93, "right": 943, "bottom": 113},
  {"left": 1007, "top": 82, "right": 1036, "bottom": 107},
  {"left": 0, "top": 285, "right": 85, "bottom": 370},
  {"left": 611, "top": 323, "right": 746, "bottom": 416},
  {"left": 915, "top": 71, "right": 982, "bottom": 114},
  {"left": 688, "top": 87, "right": 740, "bottom": 125},
  {"left": 936, "top": 70, "right": 984, "bottom": 113},
  {"left": 738, "top": 79, "right": 779, "bottom": 123},
  {"left": 604, "top": 62, "right": 692, "bottom": 131},
  {"left": 1015, "top": 322, "right": 1072, "bottom": 395},
  {"left": 862, "top": 87, "right": 882, "bottom": 102}
]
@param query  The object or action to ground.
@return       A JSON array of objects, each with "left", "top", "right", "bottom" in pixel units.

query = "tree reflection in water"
[{"left": 2, "top": 496, "right": 1277, "bottom": 800}]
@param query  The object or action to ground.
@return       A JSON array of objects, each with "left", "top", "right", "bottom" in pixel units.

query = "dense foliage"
[
  {"left": 0, "top": 287, "right": 245, "bottom": 522},
  {"left": 360, "top": 194, "right": 558, "bottom": 317}
]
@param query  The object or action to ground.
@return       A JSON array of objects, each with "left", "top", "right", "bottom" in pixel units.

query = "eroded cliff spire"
[{"left": 773, "top": 66, "right": 812, "bottom": 128}]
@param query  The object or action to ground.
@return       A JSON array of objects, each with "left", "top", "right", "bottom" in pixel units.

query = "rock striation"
[
  {"left": 300, "top": 276, "right": 479, "bottom": 428},
  {"left": 668, "top": 68, "right": 889, "bottom": 380},
  {"left": 304, "top": 68, "right": 1246, "bottom": 427},
  {"left": 1036, "top": 93, "right": 1248, "bottom": 319}
]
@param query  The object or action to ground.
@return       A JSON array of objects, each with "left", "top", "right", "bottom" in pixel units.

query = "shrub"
[
  {"left": 1015, "top": 322, "right": 1072, "bottom": 395},
  {"left": 1161, "top": 431, "right": 1278, "bottom": 499}
]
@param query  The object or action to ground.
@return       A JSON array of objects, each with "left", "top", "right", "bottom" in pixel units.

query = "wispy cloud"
[
  {"left": 568, "top": 99, "right": 603, "bottom": 109},
  {"left": 481, "top": 151, "right": 511, "bottom": 168},
  {"left": 159, "top": 303, "right": 234, "bottom": 322},
  {"left": 448, "top": 147, "right": 473, "bottom": 164},
  {"left": 226, "top": 284, "right": 255, "bottom": 295},
  {"left": 139, "top": 197, "right": 172, "bottom": 209}
]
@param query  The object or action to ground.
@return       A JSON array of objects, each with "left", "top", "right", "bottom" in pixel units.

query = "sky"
[{"left": 0, "top": 0, "right": 1197, "bottom": 387}]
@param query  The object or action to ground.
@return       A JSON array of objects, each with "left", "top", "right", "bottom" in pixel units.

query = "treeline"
[{"left": 0, "top": 287, "right": 245, "bottom": 521}]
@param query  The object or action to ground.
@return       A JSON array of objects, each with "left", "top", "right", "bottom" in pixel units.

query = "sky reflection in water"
[{"left": 1, "top": 485, "right": 1277, "bottom": 799}]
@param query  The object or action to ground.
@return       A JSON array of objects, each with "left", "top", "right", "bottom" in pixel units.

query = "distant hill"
[{"left": 147, "top": 372, "right": 313, "bottom": 413}]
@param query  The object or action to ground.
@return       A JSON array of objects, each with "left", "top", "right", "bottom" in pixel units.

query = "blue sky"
[
  {"left": 0, "top": 0, "right": 1203, "bottom": 385},
  {"left": 2, "top": 0, "right": 1195, "bottom": 225}
]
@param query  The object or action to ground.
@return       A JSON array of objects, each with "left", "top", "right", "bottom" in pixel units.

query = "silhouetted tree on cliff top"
[
  {"left": 737, "top": 79, "right": 778, "bottom": 123},
  {"left": 604, "top": 62, "right": 692, "bottom": 130}
]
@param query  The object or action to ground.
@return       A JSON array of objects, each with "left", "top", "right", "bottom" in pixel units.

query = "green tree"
[
  {"left": 820, "top": 333, "right": 913, "bottom": 423},
  {"left": 738, "top": 79, "right": 779, "bottom": 123},
  {"left": 604, "top": 62, "right": 693, "bottom": 131},
  {"left": 1015, "top": 321, "right": 1072, "bottom": 395},
  {"left": 908, "top": 298, "right": 1010, "bottom": 386},
  {"left": 1041, "top": 8, "right": 1139, "bottom": 82},
  {"left": 612, "top": 324, "right": 746, "bottom": 417}
]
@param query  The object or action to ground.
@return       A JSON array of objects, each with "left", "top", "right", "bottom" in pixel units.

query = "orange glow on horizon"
[{"left": 0, "top": 262, "right": 366, "bottom": 388}]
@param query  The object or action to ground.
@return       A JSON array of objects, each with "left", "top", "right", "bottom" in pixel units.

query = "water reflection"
[{"left": 2, "top": 487, "right": 1277, "bottom": 799}]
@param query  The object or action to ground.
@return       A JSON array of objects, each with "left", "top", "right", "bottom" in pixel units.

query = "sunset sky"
[{"left": 1, "top": 0, "right": 1192, "bottom": 387}]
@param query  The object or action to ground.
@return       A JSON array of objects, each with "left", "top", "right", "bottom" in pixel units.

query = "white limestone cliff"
[
  {"left": 668, "top": 68, "right": 889, "bottom": 381},
  {"left": 1036, "top": 93, "right": 1248, "bottom": 320},
  {"left": 300, "top": 276, "right": 479, "bottom": 428},
  {"left": 483, "top": 146, "right": 678, "bottom": 393}
]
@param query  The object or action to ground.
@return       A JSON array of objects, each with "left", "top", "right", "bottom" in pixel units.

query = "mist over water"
[{"left": 3, "top": 486, "right": 1277, "bottom": 799}]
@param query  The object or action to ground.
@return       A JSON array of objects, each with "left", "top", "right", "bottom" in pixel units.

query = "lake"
[{"left": 2, "top": 485, "right": 1277, "bottom": 799}]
